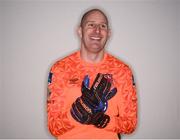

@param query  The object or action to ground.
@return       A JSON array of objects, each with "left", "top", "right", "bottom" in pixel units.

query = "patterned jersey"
[{"left": 47, "top": 51, "right": 137, "bottom": 139}]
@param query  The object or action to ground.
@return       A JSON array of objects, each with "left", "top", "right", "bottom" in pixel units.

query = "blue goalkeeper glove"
[{"left": 70, "top": 73, "right": 117, "bottom": 128}]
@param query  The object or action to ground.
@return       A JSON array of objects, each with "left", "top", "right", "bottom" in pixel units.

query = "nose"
[{"left": 95, "top": 25, "right": 100, "bottom": 34}]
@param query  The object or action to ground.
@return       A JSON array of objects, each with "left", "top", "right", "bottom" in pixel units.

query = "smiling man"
[
  {"left": 79, "top": 9, "right": 110, "bottom": 59},
  {"left": 47, "top": 9, "right": 138, "bottom": 139}
]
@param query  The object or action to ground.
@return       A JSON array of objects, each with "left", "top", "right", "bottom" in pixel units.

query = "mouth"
[{"left": 90, "top": 36, "right": 102, "bottom": 41}]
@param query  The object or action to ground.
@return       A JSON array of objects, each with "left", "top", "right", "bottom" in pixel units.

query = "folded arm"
[
  {"left": 47, "top": 64, "right": 76, "bottom": 137},
  {"left": 106, "top": 67, "right": 138, "bottom": 134}
]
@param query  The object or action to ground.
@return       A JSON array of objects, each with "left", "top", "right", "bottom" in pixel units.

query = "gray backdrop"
[{"left": 0, "top": 0, "right": 180, "bottom": 139}]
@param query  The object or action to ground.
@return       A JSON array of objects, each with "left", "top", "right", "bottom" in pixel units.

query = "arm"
[
  {"left": 47, "top": 63, "right": 76, "bottom": 137},
  {"left": 106, "top": 66, "right": 138, "bottom": 134}
]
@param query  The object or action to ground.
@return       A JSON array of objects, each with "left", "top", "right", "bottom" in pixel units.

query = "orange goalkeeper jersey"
[{"left": 47, "top": 51, "right": 137, "bottom": 139}]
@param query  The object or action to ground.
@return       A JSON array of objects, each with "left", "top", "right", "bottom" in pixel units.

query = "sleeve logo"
[{"left": 48, "top": 72, "right": 53, "bottom": 84}]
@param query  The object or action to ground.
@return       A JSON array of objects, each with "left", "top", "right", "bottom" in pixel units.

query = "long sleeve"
[
  {"left": 106, "top": 66, "right": 138, "bottom": 134},
  {"left": 47, "top": 62, "right": 76, "bottom": 137},
  {"left": 46, "top": 51, "right": 138, "bottom": 139}
]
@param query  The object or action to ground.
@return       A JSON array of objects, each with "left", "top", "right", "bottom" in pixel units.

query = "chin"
[{"left": 88, "top": 46, "right": 104, "bottom": 53}]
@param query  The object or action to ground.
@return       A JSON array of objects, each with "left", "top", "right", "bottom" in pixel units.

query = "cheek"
[
  {"left": 102, "top": 32, "right": 109, "bottom": 41},
  {"left": 102, "top": 30, "right": 109, "bottom": 36},
  {"left": 82, "top": 30, "right": 92, "bottom": 41}
]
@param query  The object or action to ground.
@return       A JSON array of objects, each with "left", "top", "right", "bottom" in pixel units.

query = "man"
[{"left": 47, "top": 9, "right": 137, "bottom": 139}]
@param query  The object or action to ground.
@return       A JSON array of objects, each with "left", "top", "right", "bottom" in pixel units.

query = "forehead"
[{"left": 84, "top": 11, "right": 108, "bottom": 24}]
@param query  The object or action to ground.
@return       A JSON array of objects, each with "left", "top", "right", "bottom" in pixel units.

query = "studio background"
[{"left": 0, "top": 0, "right": 179, "bottom": 139}]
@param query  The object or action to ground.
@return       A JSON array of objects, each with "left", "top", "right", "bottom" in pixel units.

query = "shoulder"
[
  {"left": 106, "top": 52, "right": 132, "bottom": 72},
  {"left": 50, "top": 51, "right": 79, "bottom": 73},
  {"left": 105, "top": 52, "right": 135, "bottom": 86}
]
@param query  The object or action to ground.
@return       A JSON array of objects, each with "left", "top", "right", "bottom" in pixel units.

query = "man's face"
[{"left": 78, "top": 11, "right": 110, "bottom": 53}]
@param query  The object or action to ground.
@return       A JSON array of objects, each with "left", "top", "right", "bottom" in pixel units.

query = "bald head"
[{"left": 80, "top": 9, "right": 109, "bottom": 27}]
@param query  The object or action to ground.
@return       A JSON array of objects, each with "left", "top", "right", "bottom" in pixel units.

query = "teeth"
[{"left": 90, "top": 36, "right": 101, "bottom": 40}]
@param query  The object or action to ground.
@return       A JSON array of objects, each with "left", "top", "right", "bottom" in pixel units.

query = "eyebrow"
[{"left": 84, "top": 21, "right": 108, "bottom": 24}]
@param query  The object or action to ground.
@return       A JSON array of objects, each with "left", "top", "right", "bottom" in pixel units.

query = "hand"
[
  {"left": 84, "top": 73, "right": 117, "bottom": 112},
  {"left": 70, "top": 73, "right": 117, "bottom": 128}
]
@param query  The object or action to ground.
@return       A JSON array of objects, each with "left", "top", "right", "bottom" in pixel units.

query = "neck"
[{"left": 80, "top": 48, "right": 105, "bottom": 63}]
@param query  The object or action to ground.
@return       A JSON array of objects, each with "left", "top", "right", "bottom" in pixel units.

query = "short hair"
[{"left": 80, "top": 8, "right": 109, "bottom": 27}]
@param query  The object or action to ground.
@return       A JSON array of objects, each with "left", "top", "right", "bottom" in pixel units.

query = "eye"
[
  {"left": 87, "top": 23, "right": 95, "bottom": 28},
  {"left": 100, "top": 24, "right": 108, "bottom": 29}
]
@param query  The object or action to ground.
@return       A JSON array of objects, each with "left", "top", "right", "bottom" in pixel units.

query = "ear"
[{"left": 77, "top": 26, "right": 82, "bottom": 38}]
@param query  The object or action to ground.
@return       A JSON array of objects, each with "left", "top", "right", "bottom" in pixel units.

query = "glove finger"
[
  {"left": 81, "top": 75, "right": 91, "bottom": 97},
  {"left": 101, "top": 80, "right": 111, "bottom": 99},
  {"left": 81, "top": 75, "right": 100, "bottom": 108},
  {"left": 91, "top": 112, "right": 104, "bottom": 125},
  {"left": 81, "top": 95, "right": 99, "bottom": 110},
  {"left": 93, "top": 113, "right": 110, "bottom": 128},
  {"left": 83, "top": 73, "right": 103, "bottom": 105},
  {"left": 91, "top": 73, "right": 111, "bottom": 98},
  {"left": 71, "top": 98, "right": 92, "bottom": 124},
  {"left": 84, "top": 75, "right": 90, "bottom": 88},
  {"left": 71, "top": 102, "right": 83, "bottom": 122},
  {"left": 82, "top": 81, "right": 102, "bottom": 111},
  {"left": 104, "top": 87, "right": 117, "bottom": 101},
  {"left": 98, "top": 114, "right": 110, "bottom": 128}
]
